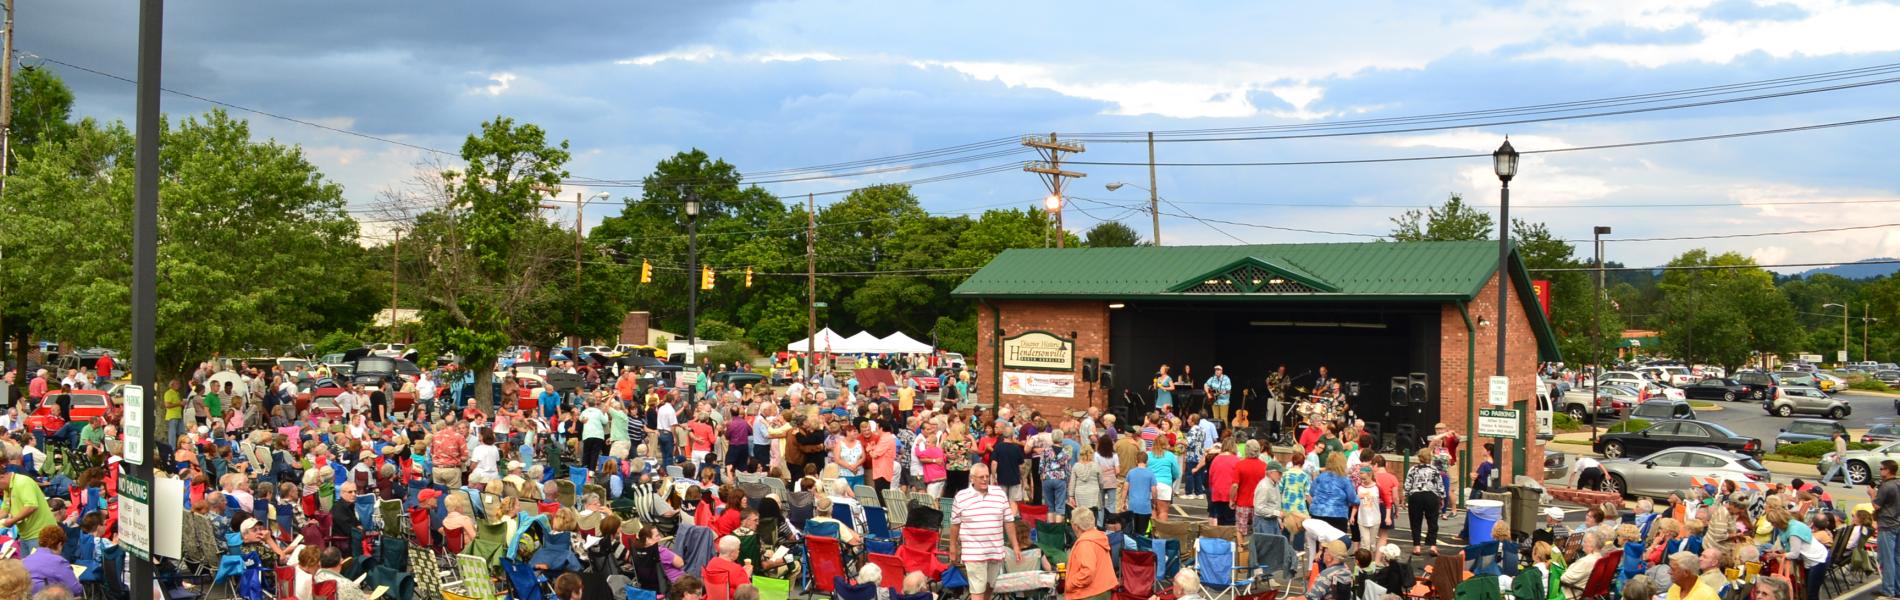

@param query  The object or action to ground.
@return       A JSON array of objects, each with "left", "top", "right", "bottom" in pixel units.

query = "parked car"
[
  {"left": 1814, "top": 372, "right": 1846, "bottom": 393},
  {"left": 368, "top": 342, "right": 407, "bottom": 358},
  {"left": 1818, "top": 440, "right": 1900, "bottom": 485},
  {"left": 905, "top": 369, "right": 942, "bottom": 394},
  {"left": 1593, "top": 419, "right": 1761, "bottom": 460},
  {"left": 1773, "top": 418, "right": 1848, "bottom": 452},
  {"left": 1601, "top": 447, "right": 1771, "bottom": 499},
  {"left": 1561, "top": 387, "right": 1630, "bottom": 422},
  {"left": 293, "top": 376, "right": 417, "bottom": 414},
  {"left": 1630, "top": 399, "right": 1696, "bottom": 421},
  {"left": 1733, "top": 371, "right": 1781, "bottom": 401},
  {"left": 1680, "top": 378, "right": 1754, "bottom": 402},
  {"left": 709, "top": 371, "right": 768, "bottom": 389},
  {"left": 26, "top": 390, "right": 113, "bottom": 434},
  {"left": 1775, "top": 372, "right": 1835, "bottom": 393},
  {"left": 1861, "top": 422, "right": 1900, "bottom": 445},
  {"left": 1877, "top": 370, "right": 1900, "bottom": 385},
  {"left": 1765, "top": 386, "right": 1850, "bottom": 419}
]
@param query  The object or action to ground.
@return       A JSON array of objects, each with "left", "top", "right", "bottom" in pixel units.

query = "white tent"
[
  {"left": 838, "top": 331, "right": 884, "bottom": 354},
  {"left": 785, "top": 327, "right": 846, "bottom": 353},
  {"left": 878, "top": 331, "right": 934, "bottom": 354}
]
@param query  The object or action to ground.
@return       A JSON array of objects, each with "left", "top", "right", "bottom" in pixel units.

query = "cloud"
[
  {"left": 618, "top": 47, "right": 843, "bottom": 66},
  {"left": 477, "top": 73, "right": 517, "bottom": 96},
  {"left": 1527, "top": 1, "right": 1900, "bottom": 67},
  {"left": 1701, "top": 0, "right": 1810, "bottom": 22}
]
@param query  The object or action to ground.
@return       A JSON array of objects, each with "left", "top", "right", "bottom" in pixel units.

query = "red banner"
[{"left": 1531, "top": 280, "right": 1551, "bottom": 318}]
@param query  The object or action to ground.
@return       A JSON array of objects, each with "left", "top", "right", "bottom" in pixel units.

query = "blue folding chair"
[
  {"left": 1196, "top": 537, "right": 1254, "bottom": 600},
  {"left": 832, "top": 503, "right": 857, "bottom": 532},
  {"left": 862, "top": 505, "right": 898, "bottom": 540},
  {"left": 1465, "top": 542, "right": 1501, "bottom": 577},
  {"left": 626, "top": 586, "right": 659, "bottom": 600},
  {"left": 1152, "top": 537, "right": 1182, "bottom": 585},
  {"left": 569, "top": 466, "right": 588, "bottom": 489},
  {"left": 804, "top": 519, "right": 842, "bottom": 540}
]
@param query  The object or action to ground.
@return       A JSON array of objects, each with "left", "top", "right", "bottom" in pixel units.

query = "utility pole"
[
  {"left": 1865, "top": 302, "right": 1879, "bottom": 362},
  {"left": 0, "top": 0, "right": 14, "bottom": 400},
  {"left": 806, "top": 193, "right": 816, "bottom": 375},
  {"left": 1147, "top": 132, "right": 1160, "bottom": 246},
  {"left": 129, "top": 3, "right": 163, "bottom": 600},
  {"left": 1592, "top": 226, "right": 1610, "bottom": 444},
  {"left": 390, "top": 229, "right": 399, "bottom": 340},
  {"left": 1024, "top": 133, "right": 1085, "bottom": 248},
  {"left": 572, "top": 191, "right": 582, "bottom": 352}
]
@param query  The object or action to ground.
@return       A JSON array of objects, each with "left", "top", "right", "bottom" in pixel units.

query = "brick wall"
[
  {"left": 1438, "top": 272, "right": 1547, "bottom": 487},
  {"left": 975, "top": 300, "right": 1111, "bottom": 416},
  {"left": 619, "top": 312, "right": 650, "bottom": 346}
]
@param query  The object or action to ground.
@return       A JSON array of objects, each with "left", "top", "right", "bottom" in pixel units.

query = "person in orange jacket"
[{"left": 1064, "top": 507, "right": 1119, "bottom": 600}]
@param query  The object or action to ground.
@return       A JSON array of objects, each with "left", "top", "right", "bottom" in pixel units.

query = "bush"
[
  {"left": 1851, "top": 378, "right": 1892, "bottom": 392},
  {"left": 1773, "top": 439, "right": 1881, "bottom": 458},
  {"left": 700, "top": 342, "right": 758, "bottom": 370},
  {"left": 1553, "top": 413, "right": 1580, "bottom": 432},
  {"left": 312, "top": 330, "right": 364, "bottom": 356},
  {"left": 1605, "top": 418, "right": 1651, "bottom": 434}
]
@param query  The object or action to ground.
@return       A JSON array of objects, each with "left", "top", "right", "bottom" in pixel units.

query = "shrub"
[
  {"left": 1605, "top": 418, "right": 1651, "bottom": 434},
  {"left": 1553, "top": 413, "right": 1580, "bottom": 432},
  {"left": 1851, "top": 378, "right": 1892, "bottom": 392},
  {"left": 1774, "top": 439, "right": 1880, "bottom": 458}
]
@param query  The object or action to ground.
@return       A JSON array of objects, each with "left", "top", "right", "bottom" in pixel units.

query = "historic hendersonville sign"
[{"left": 1002, "top": 331, "right": 1074, "bottom": 371}]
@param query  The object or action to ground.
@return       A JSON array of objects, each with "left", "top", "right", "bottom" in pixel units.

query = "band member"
[
  {"left": 1204, "top": 365, "right": 1233, "bottom": 424},
  {"left": 1264, "top": 365, "right": 1290, "bottom": 437},
  {"left": 1312, "top": 365, "right": 1332, "bottom": 395},
  {"left": 1153, "top": 364, "right": 1174, "bottom": 411}
]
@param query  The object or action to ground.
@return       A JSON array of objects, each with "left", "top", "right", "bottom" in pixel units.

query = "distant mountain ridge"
[{"left": 1794, "top": 258, "right": 1900, "bottom": 280}]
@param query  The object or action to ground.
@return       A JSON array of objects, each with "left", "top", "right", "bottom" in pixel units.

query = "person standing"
[
  {"left": 1153, "top": 365, "right": 1174, "bottom": 412},
  {"left": 1039, "top": 430, "right": 1075, "bottom": 519},
  {"left": 1207, "top": 440, "right": 1238, "bottom": 526},
  {"left": 1404, "top": 448, "right": 1446, "bottom": 556},
  {"left": 416, "top": 372, "right": 437, "bottom": 421},
  {"left": 164, "top": 379, "right": 185, "bottom": 446},
  {"left": 1821, "top": 431, "right": 1851, "bottom": 486},
  {"left": 1147, "top": 437, "right": 1179, "bottom": 522},
  {"left": 1232, "top": 440, "right": 1266, "bottom": 534},
  {"left": 0, "top": 469, "right": 56, "bottom": 553},
  {"left": 1875, "top": 459, "right": 1900, "bottom": 600},
  {"left": 950, "top": 463, "right": 1020, "bottom": 600},
  {"left": 1205, "top": 365, "right": 1233, "bottom": 425},
  {"left": 990, "top": 426, "right": 1026, "bottom": 501},
  {"left": 581, "top": 396, "right": 610, "bottom": 469},
  {"left": 867, "top": 420, "right": 896, "bottom": 498}
]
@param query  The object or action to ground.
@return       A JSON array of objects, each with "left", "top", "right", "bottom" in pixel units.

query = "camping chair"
[
  {"left": 627, "top": 586, "right": 661, "bottom": 600},
  {"left": 1034, "top": 521, "right": 1075, "bottom": 569},
  {"left": 787, "top": 492, "right": 816, "bottom": 527},
  {"left": 1017, "top": 502, "right": 1049, "bottom": 529},
  {"left": 1152, "top": 537, "right": 1183, "bottom": 585},
  {"left": 554, "top": 480, "right": 578, "bottom": 509},
  {"left": 500, "top": 558, "right": 548, "bottom": 600},
  {"left": 740, "top": 482, "right": 772, "bottom": 506},
  {"left": 1454, "top": 576, "right": 1500, "bottom": 600},
  {"left": 854, "top": 485, "right": 881, "bottom": 508},
  {"left": 1113, "top": 549, "right": 1158, "bottom": 600},
  {"left": 569, "top": 466, "right": 588, "bottom": 489},
  {"left": 467, "top": 518, "right": 512, "bottom": 567},
  {"left": 365, "top": 564, "right": 418, "bottom": 600},
  {"left": 906, "top": 503, "right": 944, "bottom": 531},
  {"left": 1248, "top": 532, "right": 1295, "bottom": 582},
  {"left": 1465, "top": 543, "right": 1501, "bottom": 577},
  {"left": 755, "top": 577, "right": 792, "bottom": 600},
  {"left": 832, "top": 503, "right": 858, "bottom": 532},
  {"left": 1153, "top": 520, "right": 1200, "bottom": 562},
  {"left": 863, "top": 505, "right": 899, "bottom": 541},
  {"left": 803, "top": 535, "right": 847, "bottom": 599},
  {"left": 868, "top": 553, "right": 907, "bottom": 588},
  {"left": 409, "top": 506, "right": 436, "bottom": 548},
  {"left": 805, "top": 519, "right": 844, "bottom": 540},
  {"left": 833, "top": 577, "right": 879, "bottom": 600},
  {"left": 379, "top": 499, "right": 406, "bottom": 537},
  {"left": 899, "top": 527, "right": 949, "bottom": 580},
  {"left": 938, "top": 497, "right": 954, "bottom": 533},
  {"left": 762, "top": 476, "right": 790, "bottom": 500},
  {"left": 631, "top": 545, "right": 667, "bottom": 593},
  {"left": 409, "top": 543, "right": 451, "bottom": 600},
  {"left": 531, "top": 530, "right": 585, "bottom": 574},
  {"left": 880, "top": 489, "right": 910, "bottom": 525},
  {"left": 1196, "top": 537, "right": 1254, "bottom": 600},
  {"left": 1580, "top": 549, "right": 1622, "bottom": 600},
  {"left": 994, "top": 547, "right": 1059, "bottom": 598}
]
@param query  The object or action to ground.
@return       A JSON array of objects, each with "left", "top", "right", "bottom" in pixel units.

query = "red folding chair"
[
  {"left": 1115, "top": 549, "right": 1158, "bottom": 600},
  {"left": 314, "top": 580, "right": 338, "bottom": 600},
  {"left": 705, "top": 567, "right": 733, "bottom": 600},
  {"left": 869, "top": 553, "right": 906, "bottom": 588},
  {"left": 806, "top": 535, "right": 847, "bottom": 597},
  {"left": 1017, "top": 502, "right": 1049, "bottom": 528},
  {"left": 408, "top": 507, "right": 434, "bottom": 548},
  {"left": 1580, "top": 549, "right": 1622, "bottom": 600},
  {"left": 274, "top": 566, "right": 299, "bottom": 598},
  {"left": 898, "top": 527, "right": 948, "bottom": 579}
]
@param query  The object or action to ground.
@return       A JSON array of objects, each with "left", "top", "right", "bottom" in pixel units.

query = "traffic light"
[
  {"left": 640, "top": 259, "right": 652, "bottom": 284},
  {"left": 701, "top": 267, "right": 715, "bottom": 290},
  {"left": 745, "top": 267, "right": 753, "bottom": 288}
]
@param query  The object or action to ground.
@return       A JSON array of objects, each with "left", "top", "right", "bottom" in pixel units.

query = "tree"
[
  {"left": 1389, "top": 194, "right": 1493, "bottom": 241},
  {"left": 1084, "top": 221, "right": 1144, "bottom": 247},
  {"left": 1, "top": 67, "right": 78, "bottom": 390},
  {"left": 1654, "top": 250, "right": 1798, "bottom": 371},
  {"left": 1, "top": 110, "right": 369, "bottom": 378},
  {"left": 409, "top": 117, "right": 572, "bottom": 411}
]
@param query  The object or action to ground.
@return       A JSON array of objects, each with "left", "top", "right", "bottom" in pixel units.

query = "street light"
[
  {"left": 1592, "top": 225, "right": 1611, "bottom": 444},
  {"left": 1825, "top": 303, "right": 1849, "bottom": 364},
  {"left": 568, "top": 191, "right": 611, "bottom": 351},
  {"left": 1490, "top": 138, "right": 1518, "bottom": 483},
  {"left": 684, "top": 188, "right": 700, "bottom": 366},
  {"left": 1106, "top": 181, "right": 1162, "bottom": 246}
]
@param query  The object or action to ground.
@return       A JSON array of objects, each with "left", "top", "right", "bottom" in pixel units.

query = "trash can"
[
  {"left": 1509, "top": 483, "right": 1543, "bottom": 538},
  {"left": 1468, "top": 499, "right": 1505, "bottom": 544}
]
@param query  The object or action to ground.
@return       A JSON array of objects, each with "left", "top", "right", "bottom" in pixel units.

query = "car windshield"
[
  {"left": 1736, "top": 457, "right": 1766, "bottom": 471},
  {"left": 1789, "top": 422, "right": 1833, "bottom": 435}
]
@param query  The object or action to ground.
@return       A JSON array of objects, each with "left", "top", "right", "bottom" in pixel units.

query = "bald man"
[{"left": 950, "top": 463, "right": 1020, "bottom": 600}]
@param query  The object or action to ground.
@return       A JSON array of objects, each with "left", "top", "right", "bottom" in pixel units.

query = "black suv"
[{"left": 1734, "top": 371, "right": 1780, "bottom": 401}]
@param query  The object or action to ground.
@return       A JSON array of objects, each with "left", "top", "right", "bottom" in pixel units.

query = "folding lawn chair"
[
  {"left": 802, "top": 535, "right": 847, "bottom": 599},
  {"left": 1196, "top": 537, "right": 1255, "bottom": 600},
  {"left": 881, "top": 489, "right": 909, "bottom": 525},
  {"left": 1113, "top": 549, "right": 1158, "bottom": 600}
]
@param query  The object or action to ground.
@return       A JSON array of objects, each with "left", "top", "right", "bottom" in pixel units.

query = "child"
[{"left": 1353, "top": 468, "right": 1381, "bottom": 549}]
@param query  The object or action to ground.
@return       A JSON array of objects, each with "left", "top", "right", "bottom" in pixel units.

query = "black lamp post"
[
  {"left": 1492, "top": 139, "right": 1518, "bottom": 479},
  {"left": 684, "top": 190, "right": 700, "bottom": 365}
]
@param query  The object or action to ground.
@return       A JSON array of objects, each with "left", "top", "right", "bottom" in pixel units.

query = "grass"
[{"left": 1690, "top": 400, "right": 1716, "bottom": 409}]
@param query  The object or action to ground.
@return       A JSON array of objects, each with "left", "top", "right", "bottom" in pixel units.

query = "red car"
[
  {"left": 28, "top": 390, "right": 113, "bottom": 434},
  {"left": 906, "top": 369, "right": 941, "bottom": 394}
]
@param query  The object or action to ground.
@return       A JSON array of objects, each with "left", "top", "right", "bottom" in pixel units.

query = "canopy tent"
[
  {"left": 837, "top": 331, "right": 884, "bottom": 354},
  {"left": 784, "top": 328, "right": 846, "bottom": 353},
  {"left": 878, "top": 332, "right": 934, "bottom": 354}
]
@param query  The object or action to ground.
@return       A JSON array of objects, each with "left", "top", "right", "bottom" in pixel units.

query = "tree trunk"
[{"left": 475, "top": 366, "right": 494, "bottom": 413}]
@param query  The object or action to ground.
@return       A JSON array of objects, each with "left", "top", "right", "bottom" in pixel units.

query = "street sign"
[
  {"left": 120, "top": 474, "right": 152, "bottom": 561},
  {"left": 1487, "top": 376, "right": 1509, "bottom": 406},
  {"left": 1478, "top": 408, "right": 1521, "bottom": 439},
  {"left": 121, "top": 385, "right": 145, "bottom": 466},
  {"left": 1799, "top": 354, "right": 1822, "bottom": 363},
  {"left": 1840, "top": 350, "right": 1850, "bottom": 362}
]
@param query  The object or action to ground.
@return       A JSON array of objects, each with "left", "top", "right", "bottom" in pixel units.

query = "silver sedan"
[
  {"left": 1817, "top": 440, "right": 1900, "bottom": 485},
  {"left": 1601, "top": 447, "right": 1772, "bottom": 499}
]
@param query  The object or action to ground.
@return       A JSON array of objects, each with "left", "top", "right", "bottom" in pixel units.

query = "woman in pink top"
[{"left": 915, "top": 420, "right": 948, "bottom": 497}]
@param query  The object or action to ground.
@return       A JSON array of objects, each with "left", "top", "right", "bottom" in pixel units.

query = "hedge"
[
  {"left": 1851, "top": 379, "right": 1892, "bottom": 392},
  {"left": 1774, "top": 439, "right": 1880, "bottom": 458}
]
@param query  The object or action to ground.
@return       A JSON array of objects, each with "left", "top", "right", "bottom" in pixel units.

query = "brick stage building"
[{"left": 952, "top": 240, "right": 1561, "bottom": 485}]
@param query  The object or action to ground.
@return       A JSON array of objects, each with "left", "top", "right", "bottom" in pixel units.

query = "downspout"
[
  {"left": 1457, "top": 302, "right": 1475, "bottom": 509},
  {"left": 983, "top": 299, "right": 1002, "bottom": 415}
]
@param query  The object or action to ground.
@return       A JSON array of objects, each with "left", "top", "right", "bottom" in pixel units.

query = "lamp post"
[
  {"left": 569, "top": 191, "right": 611, "bottom": 352},
  {"left": 1491, "top": 139, "right": 1518, "bottom": 481},
  {"left": 1105, "top": 181, "right": 1161, "bottom": 246},
  {"left": 1592, "top": 225, "right": 1611, "bottom": 444},
  {"left": 684, "top": 188, "right": 700, "bottom": 366},
  {"left": 1825, "top": 303, "right": 1849, "bottom": 364},
  {"left": 1043, "top": 194, "right": 1062, "bottom": 247}
]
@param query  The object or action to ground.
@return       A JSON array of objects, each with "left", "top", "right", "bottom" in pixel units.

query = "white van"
[{"left": 1535, "top": 379, "right": 1554, "bottom": 442}]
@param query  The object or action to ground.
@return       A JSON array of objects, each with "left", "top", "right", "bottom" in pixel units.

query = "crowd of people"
[{"left": 0, "top": 351, "right": 1888, "bottom": 600}]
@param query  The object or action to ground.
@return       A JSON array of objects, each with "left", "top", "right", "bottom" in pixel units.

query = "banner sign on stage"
[
  {"left": 1003, "top": 371, "right": 1075, "bottom": 398},
  {"left": 1002, "top": 331, "right": 1074, "bottom": 371},
  {"left": 1478, "top": 408, "right": 1521, "bottom": 440}
]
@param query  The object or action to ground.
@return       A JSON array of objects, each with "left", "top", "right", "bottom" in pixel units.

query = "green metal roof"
[{"left": 953, "top": 240, "right": 1562, "bottom": 360}]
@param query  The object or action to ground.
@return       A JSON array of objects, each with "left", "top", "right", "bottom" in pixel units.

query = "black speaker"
[
  {"left": 1396, "top": 423, "right": 1419, "bottom": 454},
  {"left": 1083, "top": 357, "right": 1100, "bottom": 383},
  {"left": 1098, "top": 363, "right": 1115, "bottom": 388},
  {"left": 1408, "top": 372, "right": 1429, "bottom": 405},
  {"left": 1390, "top": 376, "right": 1409, "bottom": 406}
]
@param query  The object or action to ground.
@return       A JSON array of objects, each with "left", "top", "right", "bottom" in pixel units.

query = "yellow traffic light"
[
  {"left": 701, "top": 266, "right": 715, "bottom": 290},
  {"left": 745, "top": 267, "right": 753, "bottom": 288},
  {"left": 640, "top": 259, "right": 652, "bottom": 284}
]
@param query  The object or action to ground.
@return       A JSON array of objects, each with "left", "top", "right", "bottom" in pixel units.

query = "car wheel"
[
  {"left": 1850, "top": 461, "right": 1873, "bottom": 485},
  {"left": 1602, "top": 441, "right": 1625, "bottom": 459},
  {"left": 1607, "top": 474, "right": 1629, "bottom": 499},
  {"left": 1723, "top": 392, "right": 1736, "bottom": 402},
  {"left": 1830, "top": 407, "right": 1847, "bottom": 420},
  {"left": 1776, "top": 404, "right": 1794, "bottom": 417},
  {"left": 1568, "top": 406, "right": 1588, "bottom": 422}
]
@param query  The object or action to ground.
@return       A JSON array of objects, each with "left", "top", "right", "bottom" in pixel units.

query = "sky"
[{"left": 18, "top": 0, "right": 1900, "bottom": 272}]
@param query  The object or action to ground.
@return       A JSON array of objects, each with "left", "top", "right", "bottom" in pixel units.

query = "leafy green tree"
[
  {"left": 312, "top": 331, "right": 366, "bottom": 356},
  {"left": 1, "top": 67, "right": 78, "bottom": 389},
  {"left": 1084, "top": 221, "right": 1144, "bottom": 247},
  {"left": 1, "top": 110, "right": 368, "bottom": 379},
  {"left": 1389, "top": 194, "right": 1493, "bottom": 241},
  {"left": 1654, "top": 250, "right": 1798, "bottom": 371}
]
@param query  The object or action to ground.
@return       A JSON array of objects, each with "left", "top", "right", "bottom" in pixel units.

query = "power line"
[
  {"left": 1062, "top": 114, "right": 1900, "bottom": 167},
  {"left": 1150, "top": 198, "right": 1900, "bottom": 210},
  {"left": 1604, "top": 222, "right": 1900, "bottom": 242},
  {"left": 1529, "top": 260, "right": 1900, "bottom": 273}
]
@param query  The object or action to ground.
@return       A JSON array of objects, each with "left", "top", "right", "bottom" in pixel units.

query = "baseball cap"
[
  {"left": 1544, "top": 507, "right": 1564, "bottom": 520},
  {"left": 418, "top": 489, "right": 444, "bottom": 503}
]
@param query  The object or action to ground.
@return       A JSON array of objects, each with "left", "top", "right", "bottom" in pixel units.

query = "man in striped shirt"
[{"left": 950, "top": 463, "right": 1020, "bottom": 600}]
